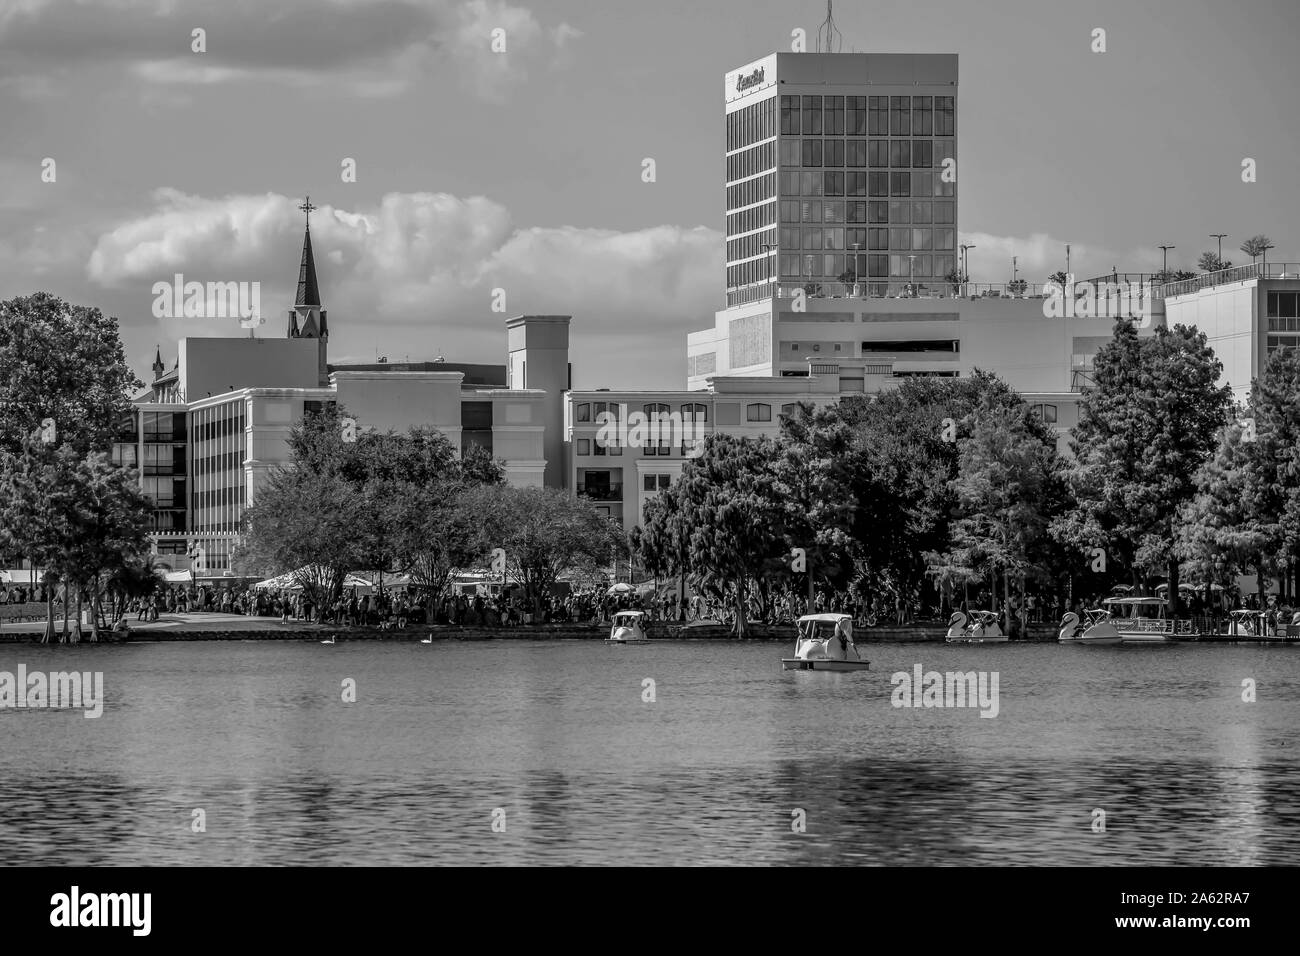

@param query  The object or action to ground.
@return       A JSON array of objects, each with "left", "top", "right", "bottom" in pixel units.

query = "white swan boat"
[
  {"left": 605, "top": 609, "right": 651, "bottom": 644},
  {"left": 1058, "top": 609, "right": 1122, "bottom": 645},
  {"left": 944, "top": 610, "right": 1008, "bottom": 643},
  {"left": 781, "top": 613, "right": 871, "bottom": 671}
]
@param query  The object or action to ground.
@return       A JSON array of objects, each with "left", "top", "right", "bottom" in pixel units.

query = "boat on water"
[
  {"left": 1058, "top": 609, "right": 1122, "bottom": 645},
  {"left": 781, "top": 613, "right": 871, "bottom": 671},
  {"left": 1098, "top": 596, "right": 1196, "bottom": 643},
  {"left": 944, "top": 610, "right": 1008, "bottom": 643},
  {"left": 605, "top": 609, "right": 651, "bottom": 644}
]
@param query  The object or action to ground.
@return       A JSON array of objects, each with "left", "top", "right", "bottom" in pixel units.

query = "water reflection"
[{"left": 0, "top": 641, "right": 1296, "bottom": 864}]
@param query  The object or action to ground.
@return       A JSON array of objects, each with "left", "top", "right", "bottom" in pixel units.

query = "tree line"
[{"left": 631, "top": 319, "right": 1300, "bottom": 635}]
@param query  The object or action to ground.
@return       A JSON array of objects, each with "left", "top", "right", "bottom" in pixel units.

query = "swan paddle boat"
[
  {"left": 944, "top": 610, "right": 1008, "bottom": 643},
  {"left": 1058, "top": 609, "right": 1122, "bottom": 645},
  {"left": 781, "top": 613, "right": 870, "bottom": 671},
  {"left": 605, "top": 610, "right": 651, "bottom": 644}
]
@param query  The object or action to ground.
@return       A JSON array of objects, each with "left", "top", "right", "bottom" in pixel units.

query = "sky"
[{"left": 1, "top": 0, "right": 1297, "bottom": 389}]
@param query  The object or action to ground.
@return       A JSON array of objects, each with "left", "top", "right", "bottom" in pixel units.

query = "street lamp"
[
  {"left": 960, "top": 243, "right": 976, "bottom": 296},
  {"left": 1261, "top": 240, "right": 1275, "bottom": 276},
  {"left": 907, "top": 254, "right": 916, "bottom": 296},
  {"left": 1158, "top": 244, "right": 1176, "bottom": 278},
  {"left": 1065, "top": 244, "right": 1071, "bottom": 281},
  {"left": 1210, "top": 234, "right": 1227, "bottom": 267},
  {"left": 850, "top": 242, "right": 862, "bottom": 297}
]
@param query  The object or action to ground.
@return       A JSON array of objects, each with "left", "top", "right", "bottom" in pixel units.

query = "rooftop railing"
[
  {"left": 771, "top": 280, "right": 1164, "bottom": 302},
  {"left": 1162, "top": 262, "right": 1300, "bottom": 298}
]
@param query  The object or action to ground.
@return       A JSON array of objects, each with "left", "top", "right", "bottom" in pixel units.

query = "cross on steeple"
[{"left": 299, "top": 196, "right": 317, "bottom": 228}]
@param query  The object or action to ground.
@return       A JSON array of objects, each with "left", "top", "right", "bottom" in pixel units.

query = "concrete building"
[
  {"left": 566, "top": 359, "right": 897, "bottom": 528},
  {"left": 130, "top": 214, "right": 563, "bottom": 578},
  {"left": 1162, "top": 262, "right": 1300, "bottom": 401}
]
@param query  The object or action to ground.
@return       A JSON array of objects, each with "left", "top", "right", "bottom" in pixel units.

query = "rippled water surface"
[{"left": 1, "top": 639, "right": 1297, "bottom": 865}]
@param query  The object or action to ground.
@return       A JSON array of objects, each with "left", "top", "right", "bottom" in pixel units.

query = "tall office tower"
[{"left": 724, "top": 53, "right": 958, "bottom": 308}]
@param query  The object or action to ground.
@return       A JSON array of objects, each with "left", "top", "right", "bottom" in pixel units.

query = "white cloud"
[{"left": 85, "top": 189, "right": 720, "bottom": 382}]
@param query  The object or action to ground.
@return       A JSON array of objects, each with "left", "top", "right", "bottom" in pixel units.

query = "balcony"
[
  {"left": 577, "top": 483, "right": 623, "bottom": 502},
  {"left": 1162, "top": 262, "right": 1300, "bottom": 298}
]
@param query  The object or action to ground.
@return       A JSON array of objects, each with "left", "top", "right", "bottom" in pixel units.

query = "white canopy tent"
[{"left": 251, "top": 567, "right": 375, "bottom": 593}]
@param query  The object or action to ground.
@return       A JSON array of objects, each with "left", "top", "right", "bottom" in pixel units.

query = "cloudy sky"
[{"left": 2, "top": 0, "right": 1297, "bottom": 388}]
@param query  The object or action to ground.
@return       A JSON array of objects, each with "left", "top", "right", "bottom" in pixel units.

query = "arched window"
[
  {"left": 746, "top": 403, "right": 773, "bottom": 422},
  {"left": 575, "top": 403, "right": 591, "bottom": 423},
  {"left": 780, "top": 403, "right": 799, "bottom": 417},
  {"left": 680, "top": 403, "right": 707, "bottom": 422}
]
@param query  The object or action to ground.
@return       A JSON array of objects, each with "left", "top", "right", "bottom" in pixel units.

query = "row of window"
[
  {"left": 194, "top": 450, "right": 243, "bottom": 476},
  {"left": 726, "top": 226, "right": 778, "bottom": 263},
  {"left": 774, "top": 170, "right": 958, "bottom": 201},
  {"left": 725, "top": 96, "right": 777, "bottom": 153},
  {"left": 574, "top": 402, "right": 710, "bottom": 422},
  {"left": 781, "top": 170, "right": 954, "bottom": 199},
  {"left": 780, "top": 95, "right": 955, "bottom": 137},
  {"left": 726, "top": 141, "right": 776, "bottom": 184},
  {"left": 781, "top": 226, "right": 956, "bottom": 252},
  {"left": 780, "top": 138, "right": 949, "bottom": 169},
  {"left": 192, "top": 486, "right": 244, "bottom": 510},
  {"left": 725, "top": 172, "right": 776, "bottom": 211},
  {"left": 1029, "top": 403, "right": 1059, "bottom": 424},
  {"left": 726, "top": 201, "right": 776, "bottom": 237},
  {"left": 778, "top": 253, "right": 957, "bottom": 279},
  {"left": 143, "top": 412, "right": 187, "bottom": 442},
  {"left": 728, "top": 259, "right": 778, "bottom": 289},
  {"left": 143, "top": 477, "right": 186, "bottom": 510},
  {"left": 1266, "top": 292, "right": 1300, "bottom": 318},
  {"left": 191, "top": 413, "right": 244, "bottom": 443}
]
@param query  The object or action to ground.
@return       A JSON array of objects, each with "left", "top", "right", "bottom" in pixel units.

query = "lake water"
[{"left": 1, "top": 639, "right": 1297, "bottom": 865}]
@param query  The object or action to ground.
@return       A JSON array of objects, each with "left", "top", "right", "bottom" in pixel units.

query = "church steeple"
[
  {"left": 287, "top": 195, "right": 329, "bottom": 385},
  {"left": 296, "top": 217, "right": 321, "bottom": 309},
  {"left": 151, "top": 345, "right": 165, "bottom": 381}
]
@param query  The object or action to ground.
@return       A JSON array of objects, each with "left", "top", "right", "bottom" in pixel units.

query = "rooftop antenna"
[{"left": 816, "top": 0, "right": 843, "bottom": 53}]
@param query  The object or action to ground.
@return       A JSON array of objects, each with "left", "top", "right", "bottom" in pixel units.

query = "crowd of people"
[{"left": 7, "top": 574, "right": 1288, "bottom": 635}]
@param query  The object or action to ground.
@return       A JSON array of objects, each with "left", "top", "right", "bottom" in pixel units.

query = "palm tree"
[{"left": 1240, "top": 235, "right": 1273, "bottom": 268}]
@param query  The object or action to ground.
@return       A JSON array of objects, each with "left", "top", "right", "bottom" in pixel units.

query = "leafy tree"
[
  {"left": 1056, "top": 321, "right": 1232, "bottom": 613},
  {"left": 1197, "top": 251, "right": 1231, "bottom": 273},
  {"left": 0, "top": 441, "right": 151, "bottom": 641},
  {"left": 237, "top": 405, "right": 504, "bottom": 607},
  {"left": 463, "top": 484, "right": 625, "bottom": 615},
  {"left": 935, "top": 395, "right": 1068, "bottom": 613},
  {"left": 1177, "top": 419, "right": 1269, "bottom": 608},
  {"left": 666, "top": 434, "right": 788, "bottom": 636},
  {"left": 0, "top": 293, "right": 140, "bottom": 457}
]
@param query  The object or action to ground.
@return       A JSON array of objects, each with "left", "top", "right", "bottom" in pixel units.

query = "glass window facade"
[{"left": 743, "top": 75, "right": 955, "bottom": 301}]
